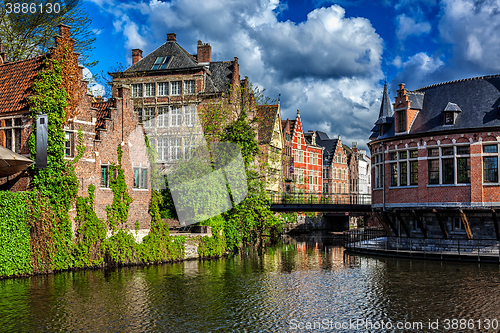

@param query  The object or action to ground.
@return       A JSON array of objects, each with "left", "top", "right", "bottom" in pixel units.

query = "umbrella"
[{"left": 0, "top": 145, "right": 33, "bottom": 177}]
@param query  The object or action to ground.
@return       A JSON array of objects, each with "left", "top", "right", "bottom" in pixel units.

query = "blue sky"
[{"left": 83, "top": 0, "right": 500, "bottom": 150}]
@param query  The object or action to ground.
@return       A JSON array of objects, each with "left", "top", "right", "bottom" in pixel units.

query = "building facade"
[{"left": 369, "top": 78, "right": 500, "bottom": 240}]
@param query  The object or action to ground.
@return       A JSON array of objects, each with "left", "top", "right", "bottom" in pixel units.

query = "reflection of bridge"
[{"left": 269, "top": 192, "right": 372, "bottom": 213}]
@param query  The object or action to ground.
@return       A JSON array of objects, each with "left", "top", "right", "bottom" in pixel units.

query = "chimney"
[
  {"left": 58, "top": 24, "right": 71, "bottom": 39},
  {"left": 167, "top": 33, "right": 177, "bottom": 42},
  {"left": 197, "top": 40, "right": 212, "bottom": 63},
  {"left": 132, "top": 49, "right": 143, "bottom": 65}
]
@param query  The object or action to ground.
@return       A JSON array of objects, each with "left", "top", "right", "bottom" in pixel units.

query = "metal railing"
[
  {"left": 270, "top": 192, "right": 372, "bottom": 205},
  {"left": 344, "top": 228, "right": 500, "bottom": 261}
]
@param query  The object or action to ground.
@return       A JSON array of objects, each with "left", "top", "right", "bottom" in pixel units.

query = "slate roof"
[
  {"left": 314, "top": 131, "right": 339, "bottom": 167},
  {"left": 371, "top": 82, "right": 394, "bottom": 139},
  {"left": 370, "top": 74, "right": 500, "bottom": 141},
  {"left": 0, "top": 55, "right": 45, "bottom": 114},
  {"left": 256, "top": 104, "right": 278, "bottom": 144},
  {"left": 408, "top": 92, "right": 424, "bottom": 110},
  {"left": 124, "top": 39, "right": 234, "bottom": 94},
  {"left": 93, "top": 99, "right": 114, "bottom": 129},
  {"left": 125, "top": 42, "right": 198, "bottom": 72}
]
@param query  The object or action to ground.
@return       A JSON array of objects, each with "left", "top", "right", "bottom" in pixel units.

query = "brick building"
[
  {"left": 369, "top": 77, "right": 500, "bottom": 240},
  {"left": 111, "top": 33, "right": 247, "bottom": 172},
  {"left": 285, "top": 110, "right": 323, "bottom": 193},
  {"left": 0, "top": 25, "right": 152, "bottom": 229},
  {"left": 281, "top": 119, "right": 294, "bottom": 192},
  {"left": 315, "top": 132, "right": 350, "bottom": 203}
]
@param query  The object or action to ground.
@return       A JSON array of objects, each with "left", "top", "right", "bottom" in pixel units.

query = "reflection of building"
[
  {"left": 111, "top": 33, "right": 244, "bottom": 171},
  {"left": 369, "top": 78, "right": 500, "bottom": 240}
]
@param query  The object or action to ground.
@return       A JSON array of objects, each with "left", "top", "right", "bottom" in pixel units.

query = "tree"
[{"left": 0, "top": 0, "right": 97, "bottom": 66}]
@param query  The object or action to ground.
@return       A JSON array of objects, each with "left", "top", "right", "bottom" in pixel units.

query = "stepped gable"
[{"left": 0, "top": 55, "right": 45, "bottom": 114}]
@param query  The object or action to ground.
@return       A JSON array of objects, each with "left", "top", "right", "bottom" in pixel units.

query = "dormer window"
[
  {"left": 442, "top": 102, "right": 461, "bottom": 126},
  {"left": 444, "top": 112, "right": 455, "bottom": 125},
  {"left": 151, "top": 56, "right": 172, "bottom": 70}
]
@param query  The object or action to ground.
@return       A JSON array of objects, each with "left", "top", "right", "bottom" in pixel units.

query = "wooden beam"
[
  {"left": 432, "top": 209, "right": 448, "bottom": 239},
  {"left": 381, "top": 211, "right": 399, "bottom": 236},
  {"left": 374, "top": 211, "right": 392, "bottom": 236},
  {"left": 492, "top": 209, "right": 500, "bottom": 241},
  {"left": 395, "top": 211, "right": 411, "bottom": 237},
  {"left": 458, "top": 209, "right": 473, "bottom": 240},
  {"left": 411, "top": 209, "right": 427, "bottom": 238}
]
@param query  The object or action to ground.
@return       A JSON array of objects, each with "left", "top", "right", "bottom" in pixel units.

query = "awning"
[{"left": 0, "top": 145, "right": 33, "bottom": 177}]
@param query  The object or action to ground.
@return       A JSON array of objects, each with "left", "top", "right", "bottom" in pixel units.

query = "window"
[
  {"left": 484, "top": 156, "right": 498, "bottom": 183},
  {"left": 457, "top": 157, "right": 470, "bottom": 183},
  {"left": 444, "top": 112, "right": 455, "bottom": 125},
  {"left": 442, "top": 147, "right": 454, "bottom": 156},
  {"left": 390, "top": 152, "right": 397, "bottom": 160},
  {"left": 410, "top": 161, "right": 418, "bottom": 185},
  {"left": 157, "top": 107, "right": 168, "bottom": 128},
  {"left": 442, "top": 158, "right": 454, "bottom": 184},
  {"left": 171, "top": 81, "right": 181, "bottom": 95},
  {"left": 133, "top": 167, "right": 147, "bottom": 189},
  {"left": 399, "top": 151, "right": 407, "bottom": 159},
  {"left": 158, "top": 82, "right": 168, "bottom": 96},
  {"left": 170, "top": 106, "right": 182, "bottom": 127},
  {"left": 65, "top": 131, "right": 73, "bottom": 157},
  {"left": 157, "top": 137, "right": 168, "bottom": 161},
  {"left": 151, "top": 56, "right": 172, "bottom": 70},
  {"left": 100, "top": 165, "right": 109, "bottom": 188},
  {"left": 483, "top": 144, "right": 498, "bottom": 183},
  {"left": 398, "top": 110, "right": 406, "bottom": 132},
  {"left": 132, "top": 84, "right": 143, "bottom": 97},
  {"left": 400, "top": 161, "right": 408, "bottom": 186},
  {"left": 410, "top": 150, "right": 418, "bottom": 158},
  {"left": 143, "top": 108, "right": 155, "bottom": 128},
  {"left": 169, "top": 138, "right": 182, "bottom": 160},
  {"left": 184, "top": 80, "right": 195, "bottom": 94},
  {"left": 452, "top": 217, "right": 464, "bottom": 230},
  {"left": 185, "top": 105, "right": 196, "bottom": 127},
  {"left": 428, "top": 160, "right": 439, "bottom": 184},
  {"left": 144, "top": 83, "right": 155, "bottom": 97},
  {"left": 2, "top": 117, "right": 23, "bottom": 153},
  {"left": 428, "top": 148, "right": 439, "bottom": 157},
  {"left": 390, "top": 163, "right": 397, "bottom": 186}
]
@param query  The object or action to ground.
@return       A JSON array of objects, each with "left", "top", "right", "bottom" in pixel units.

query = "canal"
[{"left": 1, "top": 232, "right": 500, "bottom": 332}]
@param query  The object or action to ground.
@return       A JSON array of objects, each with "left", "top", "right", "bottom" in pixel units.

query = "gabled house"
[
  {"left": 256, "top": 103, "right": 284, "bottom": 192},
  {"left": 0, "top": 25, "right": 153, "bottom": 229},
  {"left": 110, "top": 33, "right": 250, "bottom": 172}
]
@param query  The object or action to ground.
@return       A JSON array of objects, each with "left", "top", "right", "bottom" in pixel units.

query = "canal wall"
[{"left": 284, "top": 214, "right": 368, "bottom": 233}]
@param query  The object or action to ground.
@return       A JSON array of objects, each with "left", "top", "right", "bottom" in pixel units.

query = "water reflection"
[{"left": 1, "top": 232, "right": 500, "bottom": 332}]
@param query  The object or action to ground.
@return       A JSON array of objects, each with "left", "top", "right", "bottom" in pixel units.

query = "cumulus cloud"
[
  {"left": 89, "top": 0, "right": 385, "bottom": 149},
  {"left": 390, "top": 52, "right": 444, "bottom": 90},
  {"left": 83, "top": 68, "right": 105, "bottom": 97},
  {"left": 439, "top": 0, "right": 500, "bottom": 72},
  {"left": 396, "top": 14, "right": 431, "bottom": 41}
]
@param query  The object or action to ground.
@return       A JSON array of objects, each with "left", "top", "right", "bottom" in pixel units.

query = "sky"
[{"left": 82, "top": 0, "right": 500, "bottom": 151}]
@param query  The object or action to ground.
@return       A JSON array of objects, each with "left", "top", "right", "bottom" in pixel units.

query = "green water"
[{"left": 1, "top": 232, "right": 500, "bottom": 332}]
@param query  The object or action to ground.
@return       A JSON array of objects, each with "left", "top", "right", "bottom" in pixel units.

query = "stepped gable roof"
[
  {"left": 93, "top": 99, "right": 115, "bottom": 129},
  {"left": 0, "top": 55, "right": 45, "bottom": 114},
  {"left": 125, "top": 41, "right": 198, "bottom": 73},
  {"left": 410, "top": 74, "right": 500, "bottom": 134},
  {"left": 256, "top": 104, "right": 278, "bottom": 144}
]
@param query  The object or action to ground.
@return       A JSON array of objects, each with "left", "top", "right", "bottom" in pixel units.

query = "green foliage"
[
  {"left": 73, "top": 184, "right": 107, "bottom": 268},
  {"left": 220, "top": 111, "right": 259, "bottom": 168},
  {"left": 198, "top": 216, "right": 226, "bottom": 257},
  {"left": 0, "top": 192, "right": 33, "bottom": 276},
  {"left": 281, "top": 212, "right": 297, "bottom": 224},
  {"left": 104, "top": 229, "right": 137, "bottom": 265},
  {"left": 106, "top": 145, "right": 133, "bottom": 228}
]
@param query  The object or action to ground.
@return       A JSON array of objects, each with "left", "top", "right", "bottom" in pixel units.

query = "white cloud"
[
  {"left": 396, "top": 13, "right": 431, "bottom": 41},
  {"left": 90, "top": 0, "right": 385, "bottom": 149},
  {"left": 391, "top": 52, "right": 444, "bottom": 89},
  {"left": 439, "top": 0, "right": 500, "bottom": 72},
  {"left": 83, "top": 68, "right": 105, "bottom": 97}
]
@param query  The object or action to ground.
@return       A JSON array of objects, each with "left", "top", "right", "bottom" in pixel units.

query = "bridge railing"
[{"left": 270, "top": 192, "right": 372, "bottom": 205}]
